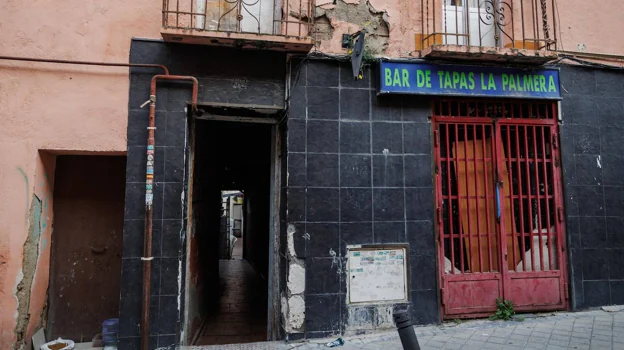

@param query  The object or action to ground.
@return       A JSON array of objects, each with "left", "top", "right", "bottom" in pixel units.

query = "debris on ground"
[
  {"left": 41, "top": 338, "right": 75, "bottom": 350},
  {"left": 325, "top": 338, "right": 344, "bottom": 347},
  {"left": 602, "top": 305, "right": 624, "bottom": 312}
]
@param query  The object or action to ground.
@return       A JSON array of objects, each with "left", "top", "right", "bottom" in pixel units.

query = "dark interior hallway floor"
[{"left": 195, "top": 248, "right": 267, "bottom": 345}]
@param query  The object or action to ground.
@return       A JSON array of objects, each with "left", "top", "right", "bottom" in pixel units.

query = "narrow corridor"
[{"left": 195, "top": 239, "right": 267, "bottom": 345}]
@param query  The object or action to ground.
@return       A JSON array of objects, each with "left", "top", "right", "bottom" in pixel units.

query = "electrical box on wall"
[{"left": 347, "top": 244, "right": 409, "bottom": 304}]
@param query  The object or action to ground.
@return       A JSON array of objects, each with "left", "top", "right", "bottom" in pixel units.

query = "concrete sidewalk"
[{"left": 185, "top": 307, "right": 624, "bottom": 350}]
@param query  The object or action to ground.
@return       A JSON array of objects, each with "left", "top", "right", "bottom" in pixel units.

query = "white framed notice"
[{"left": 347, "top": 246, "right": 409, "bottom": 304}]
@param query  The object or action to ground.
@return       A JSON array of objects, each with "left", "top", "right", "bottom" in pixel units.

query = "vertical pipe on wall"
[{"left": 142, "top": 75, "right": 200, "bottom": 350}]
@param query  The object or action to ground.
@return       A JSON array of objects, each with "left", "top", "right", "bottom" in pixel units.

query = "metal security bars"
[
  {"left": 500, "top": 124, "right": 560, "bottom": 272},
  {"left": 433, "top": 99, "right": 557, "bottom": 120},
  {"left": 437, "top": 122, "right": 499, "bottom": 275},
  {"left": 433, "top": 98, "right": 567, "bottom": 319},
  {"left": 421, "top": 0, "right": 558, "bottom": 50},
  {"left": 162, "top": 0, "right": 315, "bottom": 38}
]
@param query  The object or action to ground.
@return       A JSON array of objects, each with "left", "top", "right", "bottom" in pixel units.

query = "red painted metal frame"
[{"left": 433, "top": 98, "right": 568, "bottom": 320}]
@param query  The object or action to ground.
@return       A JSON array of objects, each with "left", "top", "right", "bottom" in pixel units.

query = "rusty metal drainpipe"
[
  {"left": 142, "top": 75, "right": 199, "bottom": 350},
  {"left": 0, "top": 55, "right": 169, "bottom": 75}
]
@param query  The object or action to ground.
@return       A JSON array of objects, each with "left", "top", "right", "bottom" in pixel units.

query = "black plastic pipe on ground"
[{"left": 393, "top": 310, "right": 421, "bottom": 350}]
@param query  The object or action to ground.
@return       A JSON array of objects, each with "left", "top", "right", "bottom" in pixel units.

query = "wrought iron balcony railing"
[
  {"left": 420, "top": 0, "right": 558, "bottom": 52},
  {"left": 162, "top": 0, "right": 315, "bottom": 39}
]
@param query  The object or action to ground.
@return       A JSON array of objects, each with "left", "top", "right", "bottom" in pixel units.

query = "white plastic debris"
[{"left": 40, "top": 338, "right": 75, "bottom": 350}]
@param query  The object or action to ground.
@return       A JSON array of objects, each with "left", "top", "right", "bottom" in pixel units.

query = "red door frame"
[{"left": 432, "top": 99, "right": 569, "bottom": 319}]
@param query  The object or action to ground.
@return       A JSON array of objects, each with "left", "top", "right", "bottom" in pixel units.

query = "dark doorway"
[
  {"left": 47, "top": 155, "right": 126, "bottom": 342},
  {"left": 188, "top": 120, "right": 273, "bottom": 345}
]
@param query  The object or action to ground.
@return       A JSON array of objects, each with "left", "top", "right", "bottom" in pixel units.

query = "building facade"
[{"left": 1, "top": 1, "right": 624, "bottom": 349}]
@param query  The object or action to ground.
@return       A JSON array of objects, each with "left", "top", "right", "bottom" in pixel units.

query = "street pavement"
[{"left": 181, "top": 307, "right": 624, "bottom": 350}]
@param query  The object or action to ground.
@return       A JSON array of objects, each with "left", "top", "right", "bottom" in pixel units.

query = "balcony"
[
  {"left": 418, "top": 0, "right": 558, "bottom": 64},
  {"left": 161, "top": 0, "right": 315, "bottom": 52}
]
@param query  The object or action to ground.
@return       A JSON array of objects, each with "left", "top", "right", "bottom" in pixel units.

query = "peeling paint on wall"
[
  {"left": 282, "top": 224, "right": 306, "bottom": 333},
  {"left": 313, "top": 0, "right": 391, "bottom": 55},
  {"left": 287, "top": 295, "right": 305, "bottom": 329},
  {"left": 13, "top": 195, "right": 42, "bottom": 349},
  {"left": 287, "top": 224, "right": 297, "bottom": 258},
  {"left": 288, "top": 263, "right": 305, "bottom": 295},
  {"left": 375, "top": 306, "right": 394, "bottom": 328},
  {"left": 345, "top": 307, "right": 374, "bottom": 331},
  {"left": 344, "top": 305, "right": 398, "bottom": 335}
]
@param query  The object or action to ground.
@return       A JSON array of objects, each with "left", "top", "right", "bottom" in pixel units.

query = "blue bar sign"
[{"left": 379, "top": 61, "right": 561, "bottom": 99}]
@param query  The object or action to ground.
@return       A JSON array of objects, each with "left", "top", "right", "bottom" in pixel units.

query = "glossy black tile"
[
  {"left": 308, "top": 87, "right": 339, "bottom": 120},
  {"left": 373, "top": 155, "right": 404, "bottom": 187},
  {"left": 305, "top": 294, "right": 341, "bottom": 332},
  {"left": 340, "top": 188, "right": 372, "bottom": 222},
  {"left": 340, "top": 155, "right": 371, "bottom": 187},
  {"left": 372, "top": 122, "right": 403, "bottom": 154},
  {"left": 308, "top": 120, "right": 339, "bottom": 153},
  {"left": 307, "top": 154, "right": 339, "bottom": 187},
  {"left": 406, "top": 220, "right": 435, "bottom": 256},
  {"left": 306, "top": 258, "right": 341, "bottom": 294},
  {"left": 340, "top": 88, "right": 370, "bottom": 121},
  {"left": 374, "top": 221, "right": 405, "bottom": 243},
  {"left": 404, "top": 155, "right": 433, "bottom": 187},
  {"left": 340, "top": 122, "right": 371, "bottom": 154},
  {"left": 306, "top": 223, "right": 340, "bottom": 258},
  {"left": 340, "top": 222, "right": 373, "bottom": 256},
  {"left": 307, "top": 188, "right": 340, "bottom": 222}
]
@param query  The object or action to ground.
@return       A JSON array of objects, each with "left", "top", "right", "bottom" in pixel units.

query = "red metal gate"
[{"left": 433, "top": 99, "right": 568, "bottom": 319}]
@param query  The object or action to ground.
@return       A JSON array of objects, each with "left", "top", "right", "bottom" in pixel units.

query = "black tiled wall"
[
  {"left": 120, "top": 39, "right": 287, "bottom": 349},
  {"left": 559, "top": 66, "right": 624, "bottom": 309},
  {"left": 286, "top": 59, "right": 439, "bottom": 338}
]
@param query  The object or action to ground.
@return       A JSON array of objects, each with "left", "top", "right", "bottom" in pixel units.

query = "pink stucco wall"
[
  {"left": 315, "top": 0, "right": 624, "bottom": 58},
  {"left": 557, "top": 1, "right": 624, "bottom": 56},
  {"left": 0, "top": 1, "right": 160, "bottom": 347},
  {"left": 1, "top": 0, "right": 623, "bottom": 348}
]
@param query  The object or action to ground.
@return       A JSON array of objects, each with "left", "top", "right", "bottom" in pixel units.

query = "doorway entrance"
[
  {"left": 433, "top": 99, "right": 568, "bottom": 319},
  {"left": 47, "top": 155, "right": 125, "bottom": 341},
  {"left": 186, "top": 118, "right": 277, "bottom": 345}
]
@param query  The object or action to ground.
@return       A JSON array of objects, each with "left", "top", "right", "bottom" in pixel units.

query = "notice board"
[{"left": 347, "top": 247, "right": 408, "bottom": 304}]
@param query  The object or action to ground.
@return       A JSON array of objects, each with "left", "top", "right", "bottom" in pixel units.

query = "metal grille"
[
  {"left": 434, "top": 98, "right": 567, "bottom": 318},
  {"left": 500, "top": 124, "right": 560, "bottom": 272},
  {"left": 422, "top": 0, "right": 558, "bottom": 50},
  {"left": 433, "top": 98, "right": 557, "bottom": 120},
  {"left": 438, "top": 122, "right": 499, "bottom": 274},
  {"left": 162, "top": 0, "right": 315, "bottom": 37}
]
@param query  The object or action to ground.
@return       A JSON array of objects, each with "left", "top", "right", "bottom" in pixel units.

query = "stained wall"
[
  {"left": 284, "top": 59, "right": 439, "bottom": 338},
  {"left": 559, "top": 65, "right": 624, "bottom": 309}
]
